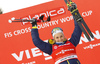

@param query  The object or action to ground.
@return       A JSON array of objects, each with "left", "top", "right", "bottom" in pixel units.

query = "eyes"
[{"left": 56, "top": 35, "right": 63, "bottom": 39}]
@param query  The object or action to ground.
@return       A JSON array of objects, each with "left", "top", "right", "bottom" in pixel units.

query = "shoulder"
[{"left": 48, "top": 39, "right": 55, "bottom": 45}]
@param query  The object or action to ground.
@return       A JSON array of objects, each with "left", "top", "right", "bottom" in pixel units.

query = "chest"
[{"left": 52, "top": 41, "right": 75, "bottom": 52}]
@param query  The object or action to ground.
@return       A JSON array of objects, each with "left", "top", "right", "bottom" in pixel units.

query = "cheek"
[
  {"left": 54, "top": 38, "right": 58, "bottom": 42},
  {"left": 54, "top": 38, "right": 59, "bottom": 42},
  {"left": 60, "top": 37, "right": 65, "bottom": 41},
  {"left": 62, "top": 37, "right": 65, "bottom": 40}
]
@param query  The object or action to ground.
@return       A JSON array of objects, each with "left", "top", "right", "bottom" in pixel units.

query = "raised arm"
[
  {"left": 31, "top": 18, "right": 52, "bottom": 55},
  {"left": 69, "top": 18, "right": 82, "bottom": 47},
  {"left": 67, "top": 2, "right": 83, "bottom": 47}
]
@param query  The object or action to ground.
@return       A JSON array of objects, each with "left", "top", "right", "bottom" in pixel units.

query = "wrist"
[{"left": 32, "top": 25, "right": 38, "bottom": 29}]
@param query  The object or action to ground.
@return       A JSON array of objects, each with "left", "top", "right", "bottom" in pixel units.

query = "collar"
[{"left": 55, "top": 40, "right": 67, "bottom": 45}]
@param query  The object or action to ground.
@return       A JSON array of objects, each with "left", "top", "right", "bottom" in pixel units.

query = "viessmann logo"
[
  {"left": 56, "top": 49, "right": 74, "bottom": 55},
  {"left": 8, "top": 6, "right": 67, "bottom": 25}
]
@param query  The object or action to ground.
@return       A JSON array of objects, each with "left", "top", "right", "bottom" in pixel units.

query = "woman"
[{"left": 31, "top": 15, "right": 82, "bottom": 64}]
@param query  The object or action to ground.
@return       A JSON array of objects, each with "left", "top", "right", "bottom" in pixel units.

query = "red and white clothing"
[{"left": 52, "top": 41, "right": 78, "bottom": 64}]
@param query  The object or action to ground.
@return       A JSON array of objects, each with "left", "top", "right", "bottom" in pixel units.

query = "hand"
[
  {"left": 31, "top": 18, "right": 37, "bottom": 27},
  {"left": 68, "top": 2, "right": 77, "bottom": 12},
  {"left": 31, "top": 15, "right": 51, "bottom": 27},
  {"left": 71, "top": 2, "right": 77, "bottom": 9}
]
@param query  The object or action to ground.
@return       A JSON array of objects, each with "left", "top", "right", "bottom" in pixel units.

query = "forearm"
[
  {"left": 69, "top": 19, "right": 82, "bottom": 47},
  {"left": 31, "top": 29, "right": 41, "bottom": 45}
]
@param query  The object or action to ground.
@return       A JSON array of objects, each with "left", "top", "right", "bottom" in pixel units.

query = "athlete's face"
[{"left": 54, "top": 32, "right": 65, "bottom": 43}]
